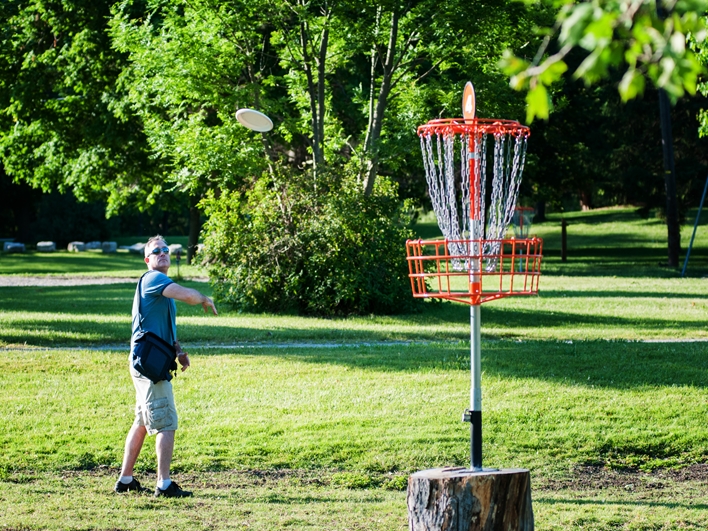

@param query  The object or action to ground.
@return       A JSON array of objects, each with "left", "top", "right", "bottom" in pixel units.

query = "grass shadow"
[
  {"left": 180, "top": 339, "right": 708, "bottom": 390},
  {"left": 535, "top": 496, "right": 708, "bottom": 510}
]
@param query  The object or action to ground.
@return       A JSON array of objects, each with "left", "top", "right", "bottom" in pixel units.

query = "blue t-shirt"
[{"left": 131, "top": 270, "right": 177, "bottom": 347}]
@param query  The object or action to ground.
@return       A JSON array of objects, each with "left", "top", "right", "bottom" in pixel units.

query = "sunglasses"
[{"left": 149, "top": 246, "right": 170, "bottom": 256}]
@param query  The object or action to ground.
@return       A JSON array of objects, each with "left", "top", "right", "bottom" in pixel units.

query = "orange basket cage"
[{"left": 406, "top": 237, "right": 543, "bottom": 306}]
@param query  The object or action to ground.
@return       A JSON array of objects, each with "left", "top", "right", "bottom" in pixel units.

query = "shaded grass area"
[
  {"left": 4, "top": 467, "right": 708, "bottom": 530},
  {"left": 0, "top": 274, "right": 706, "bottom": 348},
  {"left": 0, "top": 249, "right": 204, "bottom": 278},
  {"left": 0, "top": 470, "right": 406, "bottom": 531},
  {"left": 0, "top": 472, "right": 405, "bottom": 531}
]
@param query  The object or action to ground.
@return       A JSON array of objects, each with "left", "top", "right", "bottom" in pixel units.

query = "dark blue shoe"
[
  {"left": 115, "top": 478, "right": 145, "bottom": 493},
  {"left": 154, "top": 481, "right": 192, "bottom": 498}
]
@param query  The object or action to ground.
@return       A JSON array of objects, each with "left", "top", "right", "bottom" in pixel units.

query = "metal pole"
[
  {"left": 463, "top": 128, "right": 483, "bottom": 471},
  {"left": 470, "top": 304, "right": 482, "bottom": 470},
  {"left": 681, "top": 175, "right": 708, "bottom": 277}
]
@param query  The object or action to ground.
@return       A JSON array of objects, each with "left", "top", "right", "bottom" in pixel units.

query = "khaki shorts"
[{"left": 130, "top": 363, "right": 178, "bottom": 435}]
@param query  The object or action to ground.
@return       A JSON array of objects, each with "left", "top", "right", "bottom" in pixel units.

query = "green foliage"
[
  {"left": 0, "top": 0, "right": 160, "bottom": 213},
  {"left": 201, "top": 165, "right": 418, "bottom": 316},
  {"left": 109, "top": 0, "right": 274, "bottom": 194},
  {"left": 523, "top": 71, "right": 708, "bottom": 213},
  {"left": 501, "top": 0, "right": 708, "bottom": 122}
]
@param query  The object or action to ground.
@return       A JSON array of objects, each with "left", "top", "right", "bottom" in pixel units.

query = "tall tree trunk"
[
  {"left": 317, "top": 26, "right": 328, "bottom": 168},
  {"left": 299, "top": 8, "right": 330, "bottom": 177},
  {"left": 656, "top": 2, "right": 681, "bottom": 267},
  {"left": 658, "top": 88, "right": 680, "bottom": 267},
  {"left": 362, "top": 10, "right": 399, "bottom": 197},
  {"left": 534, "top": 201, "right": 546, "bottom": 223},
  {"left": 300, "top": 20, "right": 322, "bottom": 171},
  {"left": 187, "top": 198, "right": 201, "bottom": 265},
  {"left": 363, "top": 7, "right": 382, "bottom": 155}
]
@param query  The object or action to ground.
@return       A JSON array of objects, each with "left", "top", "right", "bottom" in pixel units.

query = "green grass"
[
  {"left": 0, "top": 274, "right": 705, "bottom": 347},
  {"left": 2, "top": 206, "right": 708, "bottom": 530},
  {"left": 0, "top": 249, "right": 203, "bottom": 278}
]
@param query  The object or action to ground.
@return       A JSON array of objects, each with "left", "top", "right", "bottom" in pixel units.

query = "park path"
[
  {"left": 0, "top": 275, "right": 136, "bottom": 287},
  {"left": 0, "top": 275, "right": 207, "bottom": 286}
]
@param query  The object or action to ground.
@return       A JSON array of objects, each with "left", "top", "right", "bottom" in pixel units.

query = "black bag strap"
[{"left": 135, "top": 271, "right": 175, "bottom": 344}]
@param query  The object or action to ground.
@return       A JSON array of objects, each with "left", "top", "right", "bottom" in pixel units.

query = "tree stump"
[{"left": 407, "top": 467, "right": 534, "bottom": 531}]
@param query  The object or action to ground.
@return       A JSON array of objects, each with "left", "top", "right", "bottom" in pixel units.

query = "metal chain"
[{"left": 419, "top": 128, "right": 528, "bottom": 273}]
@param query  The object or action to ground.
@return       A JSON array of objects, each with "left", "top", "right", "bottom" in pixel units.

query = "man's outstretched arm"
[{"left": 162, "top": 283, "right": 218, "bottom": 315}]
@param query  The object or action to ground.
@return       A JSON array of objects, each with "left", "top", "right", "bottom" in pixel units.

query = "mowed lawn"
[{"left": 1, "top": 206, "right": 708, "bottom": 530}]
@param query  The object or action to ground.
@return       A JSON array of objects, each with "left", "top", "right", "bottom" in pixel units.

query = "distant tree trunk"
[
  {"left": 534, "top": 201, "right": 546, "bottom": 222},
  {"left": 362, "top": 10, "right": 398, "bottom": 196},
  {"left": 561, "top": 219, "right": 568, "bottom": 262},
  {"left": 187, "top": 199, "right": 201, "bottom": 265},
  {"left": 298, "top": 5, "right": 330, "bottom": 179},
  {"left": 656, "top": 3, "right": 680, "bottom": 267},
  {"left": 658, "top": 89, "right": 680, "bottom": 267},
  {"left": 579, "top": 190, "right": 593, "bottom": 211},
  {"left": 161, "top": 210, "right": 169, "bottom": 235}
]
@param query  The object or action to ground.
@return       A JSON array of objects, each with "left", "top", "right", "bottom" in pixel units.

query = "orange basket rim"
[
  {"left": 417, "top": 118, "right": 530, "bottom": 137},
  {"left": 406, "top": 236, "right": 542, "bottom": 244}
]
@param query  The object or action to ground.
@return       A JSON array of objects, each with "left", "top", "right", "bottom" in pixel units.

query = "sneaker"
[
  {"left": 114, "top": 478, "right": 145, "bottom": 493},
  {"left": 154, "top": 481, "right": 193, "bottom": 498}
]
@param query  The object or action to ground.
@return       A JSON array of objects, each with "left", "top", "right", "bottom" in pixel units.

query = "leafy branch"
[{"left": 500, "top": 0, "right": 708, "bottom": 122}]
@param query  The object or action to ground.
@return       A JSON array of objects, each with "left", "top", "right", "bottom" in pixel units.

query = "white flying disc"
[{"left": 236, "top": 108, "right": 273, "bottom": 132}]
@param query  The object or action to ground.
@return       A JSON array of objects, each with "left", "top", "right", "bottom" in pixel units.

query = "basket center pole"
[
  {"left": 469, "top": 304, "right": 483, "bottom": 470},
  {"left": 467, "top": 131, "right": 484, "bottom": 471}
]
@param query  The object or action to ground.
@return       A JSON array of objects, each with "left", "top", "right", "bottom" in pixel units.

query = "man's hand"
[
  {"left": 201, "top": 295, "right": 217, "bottom": 315},
  {"left": 177, "top": 352, "right": 190, "bottom": 372},
  {"left": 174, "top": 341, "right": 190, "bottom": 372}
]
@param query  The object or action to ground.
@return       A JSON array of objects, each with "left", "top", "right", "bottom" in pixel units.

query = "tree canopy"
[
  {"left": 501, "top": 0, "right": 708, "bottom": 122},
  {"left": 0, "top": 0, "right": 161, "bottom": 214},
  {"left": 2, "top": 0, "right": 708, "bottom": 288}
]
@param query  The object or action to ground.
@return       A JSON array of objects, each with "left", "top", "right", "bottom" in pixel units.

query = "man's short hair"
[{"left": 144, "top": 235, "right": 168, "bottom": 257}]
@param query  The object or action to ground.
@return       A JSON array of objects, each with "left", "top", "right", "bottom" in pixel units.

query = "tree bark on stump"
[{"left": 407, "top": 467, "right": 534, "bottom": 531}]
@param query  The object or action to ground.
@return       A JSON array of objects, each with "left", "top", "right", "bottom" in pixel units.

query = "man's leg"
[
  {"left": 115, "top": 423, "right": 148, "bottom": 492},
  {"left": 154, "top": 430, "right": 191, "bottom": 497},
  {"left": 120, "top": 424, "right": 147, "bottom": 476},
  {"left": 156, "top": 430, "right": 175, "bottom": 481}
]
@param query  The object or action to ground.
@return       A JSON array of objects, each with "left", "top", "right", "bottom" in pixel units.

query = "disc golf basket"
[
  {"left": 406, "top": 82, "right": 543, "bottom": 471},
  {"left": 512, "top": 206, "right": 535, "bottom": 239}
]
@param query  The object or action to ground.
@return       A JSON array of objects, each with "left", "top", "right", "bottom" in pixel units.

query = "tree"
[
  {"left": 500, "top": 0, "right": 707, "bottom": 122},
  {"left": 0, "top": 0, "right": 164, "bottom": 216},
  {"left": 273, "top": 0, "right": 546, "bottom": 195},
  {"left": 525, "top": 70, "right": 708, "bottom": 215},
  {"left": 110, "top": 0, "right": 282, "bottom": 260},
  {"left": 502, "top": 0, "right": 708, "bottom": 267},
  {"left": 200, "top": 165, "right": 418, "bottom": 315}
]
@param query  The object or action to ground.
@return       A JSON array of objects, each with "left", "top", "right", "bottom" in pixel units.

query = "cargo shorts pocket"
[{"left": 143, "top": 397, "right": 171, "bottom": 431}]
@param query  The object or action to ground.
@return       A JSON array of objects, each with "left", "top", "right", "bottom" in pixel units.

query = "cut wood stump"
[{"left": 407, "top": 467, "right": 534, "bottom": 531}]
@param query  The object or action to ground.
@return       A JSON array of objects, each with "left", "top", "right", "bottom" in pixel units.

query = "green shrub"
[{"left": 200, "top": 165, "right": 419, "bottom": 316}]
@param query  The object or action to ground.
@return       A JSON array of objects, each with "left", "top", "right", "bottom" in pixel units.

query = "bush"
[{"left": 201, "top": 166, "right": 419, "bottom": 316}]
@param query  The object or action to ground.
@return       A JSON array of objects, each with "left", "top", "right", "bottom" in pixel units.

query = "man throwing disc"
[{"left": 115, "top": 235, "right": 217, "bottom": 497}]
